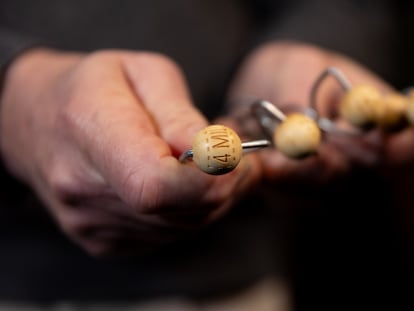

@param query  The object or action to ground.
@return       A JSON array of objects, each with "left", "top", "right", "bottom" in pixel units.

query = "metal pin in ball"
[
  {"left": 311, "top": 66, "right": 409, "bottom": 131},
  {"left": 251, "top": 100, "right": 323, "bottom": 159},
  {"left": 179, "top": 125, "right": 270, "bottom": 175}
]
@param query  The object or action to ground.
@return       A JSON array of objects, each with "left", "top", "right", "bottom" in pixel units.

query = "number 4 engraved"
[{"left": 213, "top": 153, "right": 232, "bottom": 163}]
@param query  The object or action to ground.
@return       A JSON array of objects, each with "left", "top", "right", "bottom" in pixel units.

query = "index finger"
[{"left": 123, "top": 52, "right": 208, "bottom": 155}]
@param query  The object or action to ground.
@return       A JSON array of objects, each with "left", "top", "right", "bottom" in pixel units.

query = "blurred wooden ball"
[
  {"left": 340, "top": 85, "right": 382, "bottom": 128},
  {"left": 377, "top": 92, "right": 408, "bottom": 130},
  {"left": 274, "top": 113, "right": 321, "bottom": 158},
  {"left": 192, "top": 125, "right": 242, "bottom": 175},
  {"left": 405, "top": 89, "right": 414, "bottom": 125}
]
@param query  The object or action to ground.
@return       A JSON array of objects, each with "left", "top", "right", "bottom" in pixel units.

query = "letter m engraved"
[{"left": 211, "top": 134, "right": 230, "bottom": 148}]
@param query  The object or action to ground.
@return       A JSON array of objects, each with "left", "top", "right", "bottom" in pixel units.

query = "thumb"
[{"left": 77, "top": 51, "right": 262, "bottom": 215}]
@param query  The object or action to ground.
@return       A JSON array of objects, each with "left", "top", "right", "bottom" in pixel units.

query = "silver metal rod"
[
  {"left": 253, "top": 100, "right": 287, "bottom": 122},
  {"left": 179, "top": 149, "right": 193, "bottom": 162},
  {"left": 242, "top": 139, "right": 272, "bottom": 150},
  {"left": 179, "top": 139, "right": 272, "bottom": 163}
]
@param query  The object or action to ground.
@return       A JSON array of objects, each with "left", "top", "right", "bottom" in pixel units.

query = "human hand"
[
  {"left": 0, "top": 48, "right": 261, "bottom": 256},
  {"left": 227, "top": 41, "right": 414, "bottom": 256},
  {"left": 227, "top": 41, "right": 396, "bottom": 186}
]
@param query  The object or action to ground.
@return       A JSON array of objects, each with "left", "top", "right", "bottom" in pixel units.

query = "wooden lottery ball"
[
  {"left": 339, "top": 85, "right": 382, "bottom": 128},
  {"left": 192, "top": 125, "right": 242, "bottom": 175},
  {"left": 377, "top": 92, "right": 408, "bottom": 130},
  {"left": 274, "top": 113, "right": 321, "bottom": 158}
]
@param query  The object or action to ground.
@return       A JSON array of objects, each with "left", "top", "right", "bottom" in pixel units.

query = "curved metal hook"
[
  {"left": 309, "top": 66, "right": 352, "bottom": 118},
  {"left": 251, "top": 100, "right": 287, "bottom": 141}
]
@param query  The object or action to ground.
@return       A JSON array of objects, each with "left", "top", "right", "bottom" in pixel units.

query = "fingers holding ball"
[{"left": 191, "top": 125, "right": 243, "bottom": 175}]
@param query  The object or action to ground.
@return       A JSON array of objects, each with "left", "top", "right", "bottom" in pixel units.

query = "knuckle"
[
  {"left": 121, "top": 168, "right": 162, "bottom": 215},
  {"left": 202, "top": 177, "right": 234, "bottom": 207},
  {"left": 57, "top": 98, "right": 84, "bottom": 137},
  {"left": 133, "top": 51, "right": 185, "bottom": 79},
  {"left": 255, "top": 41, "right": 328, "bottom": 69},
  {"left": 57, "top": 216, "right": 117, "bottom": 258},
  {"left": 141, "top": 52, "right": 180, "bottom": 70},
  {"left": 81, "top": 49, "right": 123, "bottom": 66},
  {"left": 83, "top": 240, "right": 116, "bottom": 258},
  {"left": 46, "top": 162, "right": 81, "bottom": 205}
]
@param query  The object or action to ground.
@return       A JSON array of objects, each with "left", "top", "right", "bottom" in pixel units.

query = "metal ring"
[
  {"left": 252, "top": 96, "right": 361, "bottom": 139},
  {"left": 309, "top": 66, "right": 352, "bottom": 115},
  {"left": 308, "top": 66, "right": 363, "bottom": 136}
]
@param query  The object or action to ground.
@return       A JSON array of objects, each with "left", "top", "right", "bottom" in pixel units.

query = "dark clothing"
[
  {"left": 0, "top": 0, "right": 413, "bottom": 309},
  {"left": 1, "top": 0, "right": 412, "bottom": 109}
]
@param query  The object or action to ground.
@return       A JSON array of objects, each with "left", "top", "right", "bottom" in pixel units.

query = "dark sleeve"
[{"left": 257, "top": 0, "right": 399, "bottom": 84}]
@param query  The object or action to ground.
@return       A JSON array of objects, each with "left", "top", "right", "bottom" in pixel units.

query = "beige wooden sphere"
[
  {"left": 274, "top": 113, "right": 321, "bottom": 158},
  {"left": 192, "top": 125, "right": 242, "bottom": 175},
  {"left": 405, "top": 89, "right": 414, "bottom": 125},
  {"left": 339, "top": 85, "right": 382, "bottom": 128},
  {"left": 377, "top": 92, "right": 408, "bottom": 129}
]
